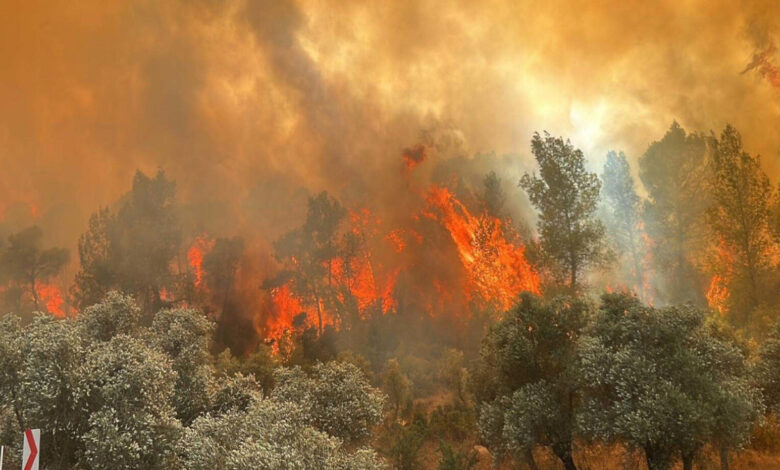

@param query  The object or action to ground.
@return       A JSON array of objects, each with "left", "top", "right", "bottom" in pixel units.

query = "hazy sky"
[{"left": 2, "top": 0, "right": 780, "bottom": 244}]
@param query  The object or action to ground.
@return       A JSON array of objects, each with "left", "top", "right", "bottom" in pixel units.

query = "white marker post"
[
  {"left": 21, "top": 429, "right": 39, "bottom": 470},
  {"left": 1, "top": 444, "right": 4, "bottom": 470}
]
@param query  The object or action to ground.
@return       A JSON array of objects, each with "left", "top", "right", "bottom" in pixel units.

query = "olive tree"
[
  {"left": 476, "top": 293, "right": 590, "bottom": 470},
  {"left": 579, "top": 293, "right": 762, "bottom": 470},
  {"left": 271, "top": 361, "right": 386, "bottom": 444}
]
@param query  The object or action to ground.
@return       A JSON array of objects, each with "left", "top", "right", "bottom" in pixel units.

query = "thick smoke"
[{"left": 2, "top": 0, "right": 780, "bottom": 274}]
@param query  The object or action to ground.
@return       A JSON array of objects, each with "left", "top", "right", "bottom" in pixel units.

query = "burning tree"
[
  {"left": 271, "top": 191, "right": 348, "bottom": 336},
  {"left": 73, "top": 170, "right": 181, "bottom": 313},
  {"left": 0, "top": 226, "right": 69, "bottom": 316},
  {"left": 520, "top": 132, "right": 609, "bottom": 293},
  {"left": 707, "top": 125, "right": 775, "bottom": 325}
]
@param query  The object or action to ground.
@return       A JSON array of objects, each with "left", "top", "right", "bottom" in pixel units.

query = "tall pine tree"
[
  {"left": 601, "top": 151, "right": 646, "bottom": 298},
  {"left": 520, "top": 132, "right": 609, "bottom": 293},
  {"left": 708, "top": 125, "right": 774, "bottom": 324},
  {"left": 639, "top": 122, "right": 709, "bottom": 305}
]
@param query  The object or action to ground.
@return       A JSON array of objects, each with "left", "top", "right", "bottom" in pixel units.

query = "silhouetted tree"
[
  {"left": 73, "top": 170, "right": 181, "bottom": 313},
  {"left": 520, "top": 132, "right": 609, "bottom": 293},
  {"left": 708, "top": 125, "right": 774, "bottom": 324},
  {"left": 0, "top": 226, "right": 68, "bottom": 314},
  {"left": 201, "top": 237, "right": 254, "bottom": 353},
  {"left": 639, "top": 122, "right": 709, "bottom": 304},
  {"left": 481, "top": 171, "right": 506, "bottom": 218},
  {"left": 273, "top": 191, "right": 347, "bottom": 335}
]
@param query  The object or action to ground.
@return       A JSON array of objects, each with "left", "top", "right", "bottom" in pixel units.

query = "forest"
[{"left": 4, "top": 122, "right": 780, "bottom": 470}]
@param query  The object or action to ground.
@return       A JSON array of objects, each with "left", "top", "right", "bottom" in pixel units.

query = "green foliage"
[
  {"left": 385, "top": 421, "right": 427, "bottom": 470},
  {"left": 708, "top": 125, "right": 775, "bottom": 323},
  {"left": 271, "top": 361, "right": 386, "bottom": 444},
  {"left": 476, "top": 293, "right": 589, "bottom": 469},
  {"left": 151, "top": 307, "right": 216, "bottom": 425},
  {"left": 436, "top": 348, "right": 470, "bottom": 405},
  {"left": 429, "top": 403, "right": 476, "bottom": 442},
  {"left": 0, "top": 293, "right": 388, "bottom": 469},
  {"left": 77, "top": 335, "right": 181, "bottom": 470},
  {"left": 601, "top": 150, "right": 645, "bottom": 297},
  {"left": 639, "top": 122, "right": 709, "bottom": 305},
  {"left": 216, "top": 345, "right": 278, "bottom": 394},
  {"left": 579, "top": 293, "right": 763, "bottom": 470},
  {"left": 437, "top": 441, "right": 478, "bottom": 470},
  {"left": 179, "top": 399, "right": 385, "bottom": 470},
  {"left": 520, "top": 132, "right": 608, "bottom": 292},
  {"left": 383, "top": 358, "right": 412, "bottom": 420},
  {"left": 77, "top": 290, "right": 141, "bottom": 342},
  {"left": 756, "top": 321, "right": 780, "bottom": 413}
]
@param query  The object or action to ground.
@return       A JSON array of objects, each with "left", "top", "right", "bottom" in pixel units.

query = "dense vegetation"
[{"left": 5, "top": 122, "right": 780, "bottom": 469}]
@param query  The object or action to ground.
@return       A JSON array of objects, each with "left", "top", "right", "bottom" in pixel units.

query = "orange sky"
[{"left": 2, "top": 0, "right": 780, "bottom": 247}]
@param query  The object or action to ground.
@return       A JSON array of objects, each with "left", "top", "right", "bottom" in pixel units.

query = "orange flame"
[
  {"left": 266, "top": 284, "right": 336, "bottom": 340},
  {"left": 36, "top": 283, "right": 65, "bottom": 318},
  {"left": 706, "top": 238, "right": 733, "bottom": 315},
  {"left": 188, "top": 235, "right": 214, "bottom": 288},
  {"left": 402, "top": 144, "right": 426, "bottom": 177},
  {"left": 261, "top": 185, "right": 540, "bottom": 343},
  {"left": 423, "top": 185, "right": 540, "bottom": 310},
  {"left": 744, "top": 47, "right": 780, "bottom": 91}
]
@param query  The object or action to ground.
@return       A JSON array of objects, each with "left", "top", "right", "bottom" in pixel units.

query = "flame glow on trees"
[
  {"left": 36, "top": 283, "right": 65, "bottom": 318},
  {"left": 706, "top": 238, "right": 734, "bottom": 315},
  {"left": 188, "top": 235, "right": 215, "bottom": 288},
  {"left": 255, "top": 182, "right": 541, "bottom": 343}
]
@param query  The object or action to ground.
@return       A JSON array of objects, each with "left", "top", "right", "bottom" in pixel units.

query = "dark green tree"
[
  {"left": 201, "top": 237, "right": 255, "bottom": 353},
  {"left": 476, "top": 293, "right": 590, "bottom": 470},
  {"left": 639, "top": 122, "right": 709, "bottom": 304},
  {"left": 72, "top": 170, "right": 181, "bottom": 313},
  {"left": 0, "top": 226, "right": 69, "bottom": 314},
  {"left": 272, "top": 191, "right": 347, "bottom": 335},
  {"left": 601, "top": 151, "right": 645, "bottom": 298},
  {"left": 481, "top": 171, "right": 506, "bottom": 219},
  {"left": 520, "top": 132, "right": 609, "bottom": 293},
  {"left": 707, "top": 125, "right": 774, "bottom": 324}
]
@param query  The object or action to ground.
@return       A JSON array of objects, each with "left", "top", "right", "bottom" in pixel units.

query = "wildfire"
[
  {"left": 706, "top": 238, "right": 733, "bottom": 315},
  {"left": 260, "top": 183, "right": 540, "bottom": 343},
  {"left": 743, "top": 47, "right": 780, "bottom": 92},
  {"left": 265, "top": 284, "right": 338, "bottom": 341},
  {"left": 188, "top": 235, "right": 214, "bottom": 288},
  {"left": 401, "top": 144, "right": 426, "bottom": 177},
  {"left": 423, "top": 185, "right": 540, "bottom": 310},
  {"left": 36, "top": 283, "right": 65, "bottom": 318}
]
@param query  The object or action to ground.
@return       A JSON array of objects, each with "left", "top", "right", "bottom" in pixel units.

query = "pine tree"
[
  {"left": 707, "top": 125, "right": 774, "bottom": 323},
  {"left": 520, "top": 132, "right": 609, "bottom": 293},
  {"left": 601, "top": 151, "right": 645, "bottom": 298},
  {"left": 639, "top": 122, "right": 709, "bottom": 304}
]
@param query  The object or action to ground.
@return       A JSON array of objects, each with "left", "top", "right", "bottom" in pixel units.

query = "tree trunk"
[
  {"left": 720, "top": 445, "right": 730, "bottom": 470},
  {"left": 644, "top": 447, "right": 667, "bottom": 470},
  {"left": 30, "top": 275, "right": 39, "bottom": 310},
  {"left": 682, "top": 454, "right": 693, "bottom": 470},
  {"left": 524, "top": 448, "right": 539, "bottom": 470},
  {"left": 553, "top": 444, "right": 577, "bottom": 470},
  {"left": 560, "top": 454, "right": 577, "bottom": 470}
]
